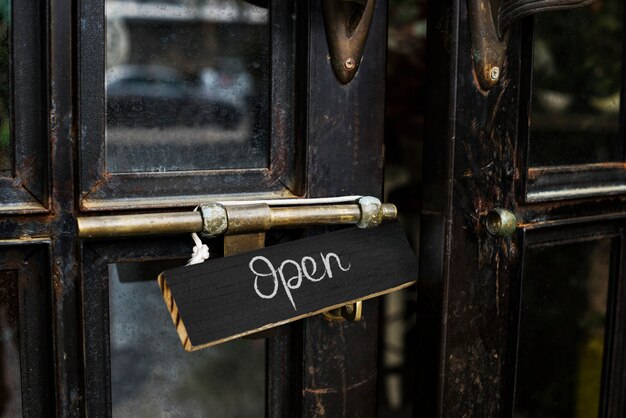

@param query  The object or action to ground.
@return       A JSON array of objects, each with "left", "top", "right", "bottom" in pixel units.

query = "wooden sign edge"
[
  {"left": 159, "top": 271, "right": 416, "bottom": 352},
  {"left": 158, "top": 273, "right": 193, "bottom": 351}
]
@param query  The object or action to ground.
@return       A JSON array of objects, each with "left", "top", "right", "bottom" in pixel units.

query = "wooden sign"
[{"left": 159, "top": 221, "right": 418, "bottom": 351}]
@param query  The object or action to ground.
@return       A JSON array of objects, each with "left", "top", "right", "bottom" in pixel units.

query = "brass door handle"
[
  {"left": 322, "top": 0, "right": 376, "bottom": 84},
  {"left": 77, "top": 196, "right": 397, "bottom": 239},
  {"left": 469, "top": 0, "right": 598, "bottom": 90}
]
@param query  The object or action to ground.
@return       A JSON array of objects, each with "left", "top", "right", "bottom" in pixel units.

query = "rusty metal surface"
[
  {"left": 467, "top": 0, "right": 507, "bottom": 90},
  {"left": 418, "top": 0, "right": 521, "bottom": 415}
]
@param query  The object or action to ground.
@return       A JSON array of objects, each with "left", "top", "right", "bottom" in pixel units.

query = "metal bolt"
[
  {"left": 200, "top": 203, "right": 228, "bottom": 238},
  {"left": 485, "top": 208, "right": 517, "bottom": 237},
  {"left": 357, "top": 196, "right": 383, "bottom": 229},
  {"left": 490, "top": 66, "right": 500, "bottom": 81},
  {"left": 344, "top": 57, "right": 356, "bottom": 70}
]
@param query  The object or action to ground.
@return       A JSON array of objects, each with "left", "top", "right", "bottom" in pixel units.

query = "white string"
[
  {"left": 216, "top": 195, "right": 363, "bottom": 206},
  {"left": 187, "top": 207, "right": 210, "bottom": 266}
]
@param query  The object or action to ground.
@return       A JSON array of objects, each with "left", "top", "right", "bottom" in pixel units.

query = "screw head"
[
  {"left": 344, "top": 57, "right": 356, "bottom": 70},
  {"left": 490, "top": 66, "right": 500, "bottom": 81}
]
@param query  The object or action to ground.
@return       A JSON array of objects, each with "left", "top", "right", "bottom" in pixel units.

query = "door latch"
[
  {"left": 77, "top": 196, "right": 397, "bottom": 239},
  {"left": 78, "top": 196, "right": 398, "bottom": 323},
  {"left": 469, "top": 0, "right": 598, "bottom": 90}
]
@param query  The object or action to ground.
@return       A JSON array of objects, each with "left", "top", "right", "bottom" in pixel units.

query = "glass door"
[
  {"left": 0, "top": 0, "right": 390, "bottom": 416},
  {"left": 419, "top": 1, "right": 626, "bottom": 416}
]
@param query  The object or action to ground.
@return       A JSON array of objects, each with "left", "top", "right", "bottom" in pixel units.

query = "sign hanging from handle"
[{"left": 159, "top": 220, "right": 418, "bottom": 351}]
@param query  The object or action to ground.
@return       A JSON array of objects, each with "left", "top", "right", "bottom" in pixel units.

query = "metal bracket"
[
  {"left": 322, "top": 0, "right": 376, "bottom": 84},
  {"left": 322, "top": 301, "right": 363, "bottom": 322},
  {"left": 468, "top": 0, "right": 599, "bottom": 91}
]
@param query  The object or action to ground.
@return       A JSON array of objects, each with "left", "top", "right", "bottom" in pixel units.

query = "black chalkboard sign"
[{"left": 159, "top": 221, "right": 418, "bottom": 351}]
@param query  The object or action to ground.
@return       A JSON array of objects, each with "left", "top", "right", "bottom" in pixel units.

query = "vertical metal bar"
[{"left": 50, "top": 0, "right": 81, "bottom": 414}]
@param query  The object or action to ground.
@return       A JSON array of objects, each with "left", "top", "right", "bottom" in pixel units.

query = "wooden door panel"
[
  {"left": 418, "top": 0, "right": 522, "bottom": 415},
  {"left": 299, "top": 0, "right": 387, "bottom": 415}
]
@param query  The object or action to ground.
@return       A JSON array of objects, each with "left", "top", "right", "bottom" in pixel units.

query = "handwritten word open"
[{"left": 250, "top": 252, "right": 351, "bottom": 310}]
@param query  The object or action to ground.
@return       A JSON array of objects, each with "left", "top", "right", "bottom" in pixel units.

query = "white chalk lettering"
[
  {"left": 250, "top": 256, "right": 279, "bottom": 300},
  {"left": 278, "top": 259, "right": 302, "bottom": 310},
  {"left": 302, "top": 256, "right": 326, "bottom": 282},
  {"left": 320, "top": 252, "right": 351, "bottom": 277},
  {"left": 250, "top": 252, "right": 351, "bottom": 310}
]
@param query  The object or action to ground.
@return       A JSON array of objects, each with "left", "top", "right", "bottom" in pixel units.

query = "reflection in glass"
[
  {"left": 0, "top": 0, "right": 10, "bottom": 176},
  {"left": 0, "top": 271, "right": 22, "bottom": 417},
  {"left": 109, "top": 262, "right": 265, "bottom": 417},
  {"left": 105, "top": 0, "right": 269, "bottom": 172},
  {"left": 529, "top": 0, "right": 623, "bottom": 166},
  {"left": 514, "top": 240, "right": 611, "bottom": 418}
]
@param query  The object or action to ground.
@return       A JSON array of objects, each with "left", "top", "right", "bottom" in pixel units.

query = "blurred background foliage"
[
  {"left": 534, "top": 0, "right": 623, "bottom": 109},
  {"left": 379, "top": 0, "right": 426, "bottom": 417},
  {"left": 530, "top": 0, "right": 623, "bottom": 166}
]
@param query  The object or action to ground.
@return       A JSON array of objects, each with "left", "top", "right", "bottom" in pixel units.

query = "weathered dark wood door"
[
  {"left": 0, "top": 0, "right": 388, "bottom": 416},
  {"left": 418, "top": 0, "right": 626, "bottom": 416}
]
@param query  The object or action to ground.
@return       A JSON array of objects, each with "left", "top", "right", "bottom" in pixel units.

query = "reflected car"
[
  {"left": 106, "top": 65, "right": 243, "bottom": 130},
  {"left": 200, "top": 58, "right": 254, "bottom": 109}
]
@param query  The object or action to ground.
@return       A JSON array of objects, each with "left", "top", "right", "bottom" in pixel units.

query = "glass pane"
[
  {"left": 514, "top": 239, "right": 611, "bottom": 417},
  {"left": 0, "top": 0, "right": 10, "bottom": 176},
  {"left": 529, "top": 0, "right": 623, "bottom": 166},
  {"left": 105, "top": 0, "right": 269, "bottom": 172},
  {"left": 0, "top": 271, "right": 22, "bottom": 417},
  {"left": 109, "top": 262, "right": 265, "bottom": 417}
]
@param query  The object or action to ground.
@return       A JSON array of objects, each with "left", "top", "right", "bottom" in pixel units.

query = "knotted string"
[{"left": 187, "top": 207, "right": 210, "bottom": 266}]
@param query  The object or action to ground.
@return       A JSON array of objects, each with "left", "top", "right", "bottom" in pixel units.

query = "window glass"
[
  {"left": 105, "top": 0, "right": 269, "bottom": 172},
  {"left": 109, "top": 262, "right": 265, "bottom": 417},
  {"left": 514, "top": 240, "right": 611, "bottom": 417},
  {"left": 529, "top": 0, "right": 623, "bottom": 166},
  {"left": 0, "top": 0, "right": 10, "bottom": 176},
  {"left": 0, "top": 271, "right": 22, "bottom": 417}
]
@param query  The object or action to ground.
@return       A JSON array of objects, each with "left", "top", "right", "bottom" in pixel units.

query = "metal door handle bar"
[
  {"left": 469, "top": 0, "right": 598, "bottom": 90},
  {"left": 77, "top": 196, "right": 397, "bottom": 239}
]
